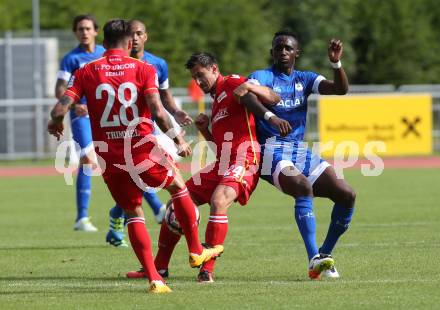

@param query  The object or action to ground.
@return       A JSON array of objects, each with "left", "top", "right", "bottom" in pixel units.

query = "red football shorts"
[
  {"left": 102, "top": 149, "right": 176, "bottom": 210},
  {"left": 186, "top": 160, "right": 259, "bottom": 206}
]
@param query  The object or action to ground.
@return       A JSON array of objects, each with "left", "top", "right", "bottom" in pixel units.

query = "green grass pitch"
[{"left": 0, "top": 168, "right": 439, "bottom": 309}]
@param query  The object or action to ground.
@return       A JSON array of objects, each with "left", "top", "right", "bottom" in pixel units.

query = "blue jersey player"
[
  {"left": 55, "top": 14, "right": 105, "bottom": 232},
  {"left": 247, "top": 30, "right": 355, "bottom": 279},
  {"left": 105, "top": 20, "right": 193, "bottom": 247}
]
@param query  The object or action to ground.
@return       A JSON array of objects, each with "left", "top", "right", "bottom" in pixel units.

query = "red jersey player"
[
  {"left": 47, "top": 20, "right": 223, "bottom": 293},
  {"left": 127, "top": 52, "right": 291, "bottom": 282}
]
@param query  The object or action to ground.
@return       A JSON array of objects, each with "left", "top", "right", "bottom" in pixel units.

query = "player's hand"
[
  {"left": 174, "top": 110, "right": 193, "bottom": 126},
  {"left": 328, "top": 39, "right": 343, "bottom": 63},
  {"left": 269, "top": 116, "right": 291, "bottom": 137},
  {"left": 233, "top": 82, "right": 250, "bottom": 98},
  {"left": 47, "top": 120, "right": 64, "bottom": 141},
  {"left": 175, "top": 139, "right": 192, "bottom": 158},
  {"left": 74, "top": 104, "right": 88, "bottom": 117},
  {"left": 195, "top": 113, "right": 209, "bottom": 131}
]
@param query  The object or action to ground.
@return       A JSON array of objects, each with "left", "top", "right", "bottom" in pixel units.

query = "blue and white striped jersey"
[
  {"left": 249, "top": 66, "right": 325, "bottom": 144},
  {"left": 57, "top": 45, "right": 106, "bottom": 82}
]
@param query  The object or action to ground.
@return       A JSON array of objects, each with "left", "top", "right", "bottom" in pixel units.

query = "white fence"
[{"left": 0, "top": 86, "right": 439, "bottom": 160}]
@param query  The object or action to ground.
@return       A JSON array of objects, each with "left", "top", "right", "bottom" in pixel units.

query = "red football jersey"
[
  {"left": 64, "top": 49, "right": 160, "bottom": 172},
  {"left": 210, "top": 74, "right": 260, "bottom": 165}
]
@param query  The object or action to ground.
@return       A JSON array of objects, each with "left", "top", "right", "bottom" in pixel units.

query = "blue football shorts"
[{"left": 259, "top": 141, "right": 330, "bottom": 190}]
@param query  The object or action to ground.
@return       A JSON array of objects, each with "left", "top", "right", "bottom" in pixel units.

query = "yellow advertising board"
[{"left": 318, "top": 94, "right": 432, "bottom": 157}]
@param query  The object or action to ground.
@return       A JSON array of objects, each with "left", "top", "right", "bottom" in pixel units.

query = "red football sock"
[
  {"left": 155, "top": 220, "right": 181, "bottom": 271},
  {"left": 126, "top": 217, "right": 162, "bottom": 282},
  {"left": 202, "top": 213, "right": 228, "bottom": 273},
  {"left": 171, "top": 188, "right": 202, "bottom": 255}
]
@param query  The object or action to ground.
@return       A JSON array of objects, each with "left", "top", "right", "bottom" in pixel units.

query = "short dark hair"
[
  {"left": 128, "top": 19, "right": 146, "bottom": 32},
  {"left": 72, "top": 14, "right": 99, "bottom": 32},
  {"left": 272, "top": 29, "right": 299, "bottom": 46},
  {"left": 185, "top": 52, "right": 217, "bottom": 69},
  {"left": 103, "top": 19, "right": 131, "bottom": 47}
]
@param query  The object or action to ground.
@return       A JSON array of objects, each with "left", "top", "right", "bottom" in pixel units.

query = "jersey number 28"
[{"left": 97, "top": 82, "right": 139, "bottom": 128}]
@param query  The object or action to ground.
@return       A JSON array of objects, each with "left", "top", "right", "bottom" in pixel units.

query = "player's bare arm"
[
  {"left": 55, "top": 78, "right": 88, "bottom": 116},
  {"left": 145, "top": 92, "right": 192, "bottom": 157},
  {"left": 159, "top": 89, "right": 193, "bottom": 126},
  {"left": 240, "top": 92, "right": 291, "bottom": 137},
  {"left": 318, "top": 39, "right": 349, "bottom": 95},
  {"left": 55, "top": 79, "right": 67, "bottom": 100},
  {"left": 194, "top": 113, "right": 214, "bottom": 142},
  {"left": 234, "top": 82, "right": 281, "bottom": 105},
  {"left": 48, "top": 95, "right": 75, "bottom": 140}
]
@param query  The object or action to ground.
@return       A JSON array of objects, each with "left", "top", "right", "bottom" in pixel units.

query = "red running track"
[{"left": 1, "top": 156, "right": 439, "bottom": 178}]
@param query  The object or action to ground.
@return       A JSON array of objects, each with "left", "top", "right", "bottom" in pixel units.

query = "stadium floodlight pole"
[{"left": 32, "top": 0, "right": 44, "bottom": 158}]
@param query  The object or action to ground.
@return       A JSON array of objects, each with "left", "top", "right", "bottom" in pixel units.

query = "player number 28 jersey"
[{"left": 64, "top": 49, "right": 160, "bottom": 171}]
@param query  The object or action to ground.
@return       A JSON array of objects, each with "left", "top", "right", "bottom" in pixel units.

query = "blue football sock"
[
  {"left": 294, "top": 196, "right": 318, "bottom": 260},
  {"left": 320, "top": 203, "right": 354, "bottom": 255},
  {"left": 110, "top": 205, "right": 125, "bottom": 219},
  {"left": 76, "top": 166, "right": 91, "bottom": 221},
  {"left": 143, "top": 191, "right": 163, "bottom": 215}
]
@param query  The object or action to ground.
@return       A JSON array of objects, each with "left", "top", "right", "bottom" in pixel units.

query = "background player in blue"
[
  {"left": 105, "top": 20, "right": 193, "bottom": 247},
  {"left": 247, "top": 30, "right": 355, "bottom": 279},
  {"left": 55, "top": 14, "right": 105, "bottom": 232}
]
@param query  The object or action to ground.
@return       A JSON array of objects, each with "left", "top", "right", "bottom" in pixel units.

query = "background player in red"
[
  {"left": 47, "top": 20, "right": 223, "bottom": 293},
  {"left": 127, "top": 52, "right": 291, "bottom": 282}
]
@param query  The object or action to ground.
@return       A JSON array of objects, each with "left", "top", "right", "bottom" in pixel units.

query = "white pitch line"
[
  {"left": 4, "top": 278, "right": 439, "bottom": 289},
  {"left": 229, "top": 221, "right": 440, "bottom": 232},
  {"left": 5, "top": 281, "right": 141, "bottom": 288},
  {"left": 157, "top": 278, "right": 440, "bottom": 287},
  {"left": 223, "top": 241, "right": 440, "bottom": 248}
]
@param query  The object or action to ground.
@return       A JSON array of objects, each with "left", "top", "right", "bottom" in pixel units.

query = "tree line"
[{"left": 1, "top": 0, "right": 439, "bottom": 86}]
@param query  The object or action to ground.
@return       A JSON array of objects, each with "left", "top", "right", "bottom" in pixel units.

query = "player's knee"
[
  {"left": 297, "top": 179, "right": 313, "bottom": 197},
  {"left": 210, "top": 195, "right": 225, "bottom": 208},
  {"left": 124, "top": 206, "right": 143, "bottom": 219},
  {"left": 210, "top": 197, "right": 229, "bottom": 214},
  {"left": 166, "top": 171, "right": 188, "bottom": 193},
  {"left": 166, "top": 180, "right": 186, "bottom": 195},
  {"left": 338, "top": 185, "right": 356, "bottom": 208}
]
